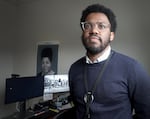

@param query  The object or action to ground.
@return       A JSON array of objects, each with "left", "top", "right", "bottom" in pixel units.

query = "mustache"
[{"left": 88, "top": 34, "right": 102, "bottom": 42}]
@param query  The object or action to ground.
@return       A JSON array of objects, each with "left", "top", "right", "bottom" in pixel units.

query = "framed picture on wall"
[{"left": 36, "top": 41, "right": 59, "bottom": 76}]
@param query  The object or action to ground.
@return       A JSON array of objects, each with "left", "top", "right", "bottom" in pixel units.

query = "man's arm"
[{"left": 129, "top": 62, "right": 150, "bottom": 119}]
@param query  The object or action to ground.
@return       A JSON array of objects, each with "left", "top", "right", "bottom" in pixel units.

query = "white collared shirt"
[{"left": 86, "top": 46, "right": 111, "bottom": 64}]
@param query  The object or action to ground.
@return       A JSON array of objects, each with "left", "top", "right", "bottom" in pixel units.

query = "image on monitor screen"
[
  {"left": 5, "top": 76, "right": 44, "bottom": 104},
  {"left": 44, "top": 74, "right": 69, "bottom": 94}
]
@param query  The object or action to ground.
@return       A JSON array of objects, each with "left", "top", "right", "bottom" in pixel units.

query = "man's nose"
[{"left": 89, "top": 25, "right": 99, "bottom": 34}]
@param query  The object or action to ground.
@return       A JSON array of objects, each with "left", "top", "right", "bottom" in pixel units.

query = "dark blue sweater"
[{"left": 69, "top": 51, "right": 150, "bottom": 119}]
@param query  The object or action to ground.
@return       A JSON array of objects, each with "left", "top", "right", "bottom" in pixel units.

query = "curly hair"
[
  {"left": 41, "top": 48, "right": 53, "bottom": 62},
  {"left": 80, "top": 4, "right": 117, "bottom": 33}
]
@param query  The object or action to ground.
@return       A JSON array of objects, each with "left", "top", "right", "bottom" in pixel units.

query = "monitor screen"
[
  {"left": 5, "top": 76, "right": 44, "bottom": 104},
  {"left": 44, "top": 74, "right": 69, "bottom": 94},
  {"left": 43, "top": 74, "right": 69, "bottom": 101}
]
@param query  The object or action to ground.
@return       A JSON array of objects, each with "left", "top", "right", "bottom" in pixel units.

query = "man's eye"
[
  {"left": 84, "top": 23, "right": 91, "bottom": 29},
  {"left": 98, "top": 24, "right": 106, "bottom": 29}
]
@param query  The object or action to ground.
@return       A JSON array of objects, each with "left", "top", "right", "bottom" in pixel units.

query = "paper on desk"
[
  {"left": 43, "top": 93, "right": 53, "bottom": 101},
  {"left": 58, "top": 103, "right": 72, "bottom": 110}
]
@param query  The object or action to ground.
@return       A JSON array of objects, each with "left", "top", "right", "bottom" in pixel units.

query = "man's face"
[{"left": 82, "top": 13, "right": 114, "bottom": 55}]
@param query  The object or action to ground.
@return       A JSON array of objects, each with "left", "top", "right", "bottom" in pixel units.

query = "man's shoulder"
[
  {"left": 69, "top": 56, "right": 85, "bottom": 70},
  {"left": 112, "top": 50, "right": 137, "bottom": 63}
]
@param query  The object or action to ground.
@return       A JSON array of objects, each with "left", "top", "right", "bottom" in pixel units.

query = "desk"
[
  {"left": 50, "top": 108, "right": 75, "bottom": 119},
  {"left": 2, "top": 110, "right": 58, "bottom": 119},
  {"left": 2, "top": 108, "right": 73, "bottom": 119},
  {"left": 2, "top": 101, "right": 74, "bottom": 119}
]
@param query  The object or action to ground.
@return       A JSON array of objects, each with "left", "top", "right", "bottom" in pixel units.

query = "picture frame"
[{"left": 36, "top": 41, "right": 59, "bottom": 76}]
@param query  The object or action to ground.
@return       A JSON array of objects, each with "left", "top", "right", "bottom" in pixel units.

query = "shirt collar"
[{"left": 86, "top": 46, "right": 111, "bottom": 64}]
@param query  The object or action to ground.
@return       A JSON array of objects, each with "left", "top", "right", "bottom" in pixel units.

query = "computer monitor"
[
  {"left": 43, "top": 74, "right": 69, "bottom": 101},
  {"left": 5, "top": 76, "right": 44, "bottom": 104},
  {"left": 44, "top": 74, "right": 69, "bottom": 94}
]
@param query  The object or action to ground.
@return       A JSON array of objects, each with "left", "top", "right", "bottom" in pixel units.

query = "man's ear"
[{"left": 110, "top": 32, "right": 115, "bottom": 41}]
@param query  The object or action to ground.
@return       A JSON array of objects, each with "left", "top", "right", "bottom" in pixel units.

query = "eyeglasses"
[{"left": 80, "top": 22, "right": 110, "bottom": 31}]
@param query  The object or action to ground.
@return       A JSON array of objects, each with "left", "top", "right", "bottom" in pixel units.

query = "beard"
[{"left": 82, "top": 34, "right": 111, "bottom": 55}]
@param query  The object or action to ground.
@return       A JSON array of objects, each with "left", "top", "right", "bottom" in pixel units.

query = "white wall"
[
  {"left": 1, "top": 0, "right": 150, "bottom": 118},
  {"left": 0, "top": 0, "right": 17, "bottom": 117},
  {"left": 14, "top": 0, "right": 150, "bottom": 75}
]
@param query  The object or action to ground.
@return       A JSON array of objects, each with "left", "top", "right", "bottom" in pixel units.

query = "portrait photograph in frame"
[{"left": 36, "top": 41, "right": 59, "bottom": 76}]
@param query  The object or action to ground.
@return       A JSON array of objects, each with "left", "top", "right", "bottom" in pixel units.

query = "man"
[{"left": 69, "top": 4, "right": 150, "bottom": 119}]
